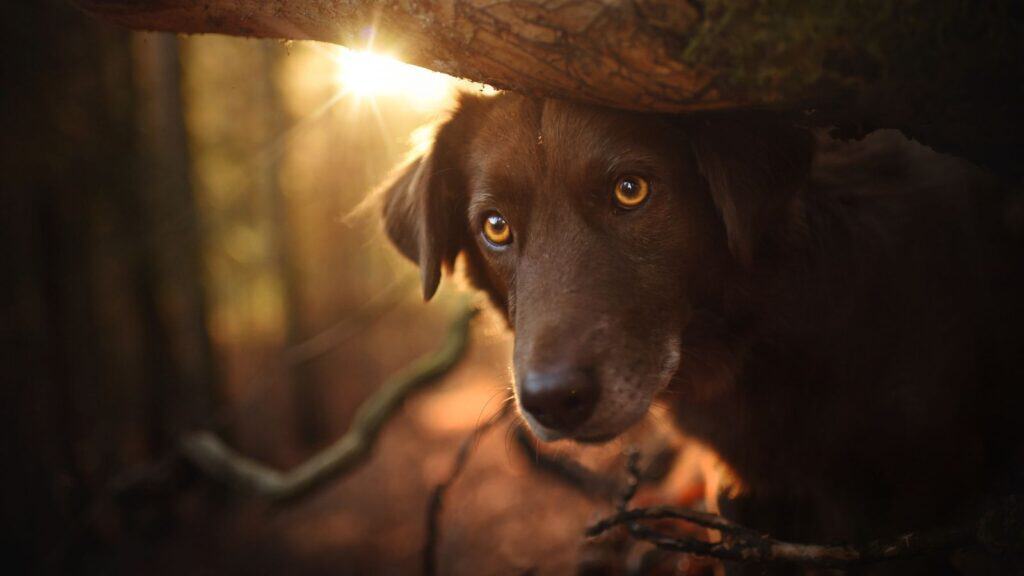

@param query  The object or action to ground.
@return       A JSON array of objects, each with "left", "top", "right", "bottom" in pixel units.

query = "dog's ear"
[
  {"left": 689, "top": 114, "right": 814, "bottom": 266},
  {"left": 381, "top": 96, "right": 486, "bottom": 300}
]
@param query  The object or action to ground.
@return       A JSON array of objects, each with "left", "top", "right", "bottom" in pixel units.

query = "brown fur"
[{"left": 381, "top": 93, "right": 1024, "bottom": 572}]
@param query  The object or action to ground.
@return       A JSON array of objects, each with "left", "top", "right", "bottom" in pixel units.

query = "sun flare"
[{"left": 330, "top": 47, "right": 455, "bottom": 110}]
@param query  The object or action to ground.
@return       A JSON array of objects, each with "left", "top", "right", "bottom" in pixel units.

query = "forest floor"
[{"left": 94, "top": 327, "right": 708, "bottom": 575}]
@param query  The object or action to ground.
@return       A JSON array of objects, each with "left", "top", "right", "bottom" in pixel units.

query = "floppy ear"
[
  {"left": 381, "top": 96, "right": 483, "bottom": 300},
  {"left": 689, "top": 114, "right": 814, "bottom": 266}
]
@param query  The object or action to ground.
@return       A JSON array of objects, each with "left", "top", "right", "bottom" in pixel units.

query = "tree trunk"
[
  {"left": 255, "top": 43, "right": 328, "bottom": 447},
  {"left": 2, "top": 2, "right": 222, "bottom": 570},
  {"left": 132, "top": 32, "right": 221, "bottom": 443},
  {"left": 75, "top": 0, "right": 1024, "bottom": 178}
]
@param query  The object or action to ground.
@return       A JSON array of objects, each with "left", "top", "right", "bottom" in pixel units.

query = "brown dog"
[{"left": 381, "top": 93, "right": 1024, "bottom": 571}]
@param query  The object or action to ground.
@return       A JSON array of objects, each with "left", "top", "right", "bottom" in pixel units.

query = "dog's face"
[{"left": 382, "top": 94, "right": 811, "bottom": 442}]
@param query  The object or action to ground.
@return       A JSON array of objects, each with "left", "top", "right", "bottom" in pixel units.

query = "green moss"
[{"left": 680, "top": 0, "right": 1021, "bottom": 102}]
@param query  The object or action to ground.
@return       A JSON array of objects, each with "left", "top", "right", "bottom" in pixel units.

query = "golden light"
[{"left": 331, "top": 47, "right": 455, "bottom": 110}]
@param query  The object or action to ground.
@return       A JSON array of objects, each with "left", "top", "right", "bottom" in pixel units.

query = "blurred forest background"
[{"left": 2, "top": 2, "right": 676, "bottom": 575}]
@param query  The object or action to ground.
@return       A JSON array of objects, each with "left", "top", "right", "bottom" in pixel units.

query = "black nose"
[{"left": 519, "top": 366, "right": 599, "bottom": 432}]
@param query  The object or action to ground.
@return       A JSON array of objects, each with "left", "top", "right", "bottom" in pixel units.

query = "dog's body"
[
  {"left": 381, "top": 93, "right": 1024, "bottom": 571},
  {"left": 676, "top": 131, "right": 1023, "bottom": 545}
]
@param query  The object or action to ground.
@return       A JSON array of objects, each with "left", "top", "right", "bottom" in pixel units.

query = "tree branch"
[
  {"left": 511, "top": 425, "right": 677, "bottom": 501},
  {"left": 511, "top": 424, "right": 620, "bottom": 501},
  {"left": 177, "top": 302, "right": 478, "bottom": 503},
  {"left": 589, "top": 511, "right": 975, "bottom": 568},
  {"left": 587, "top": 462, "right": 1024, "bottom": 569},
  {"left": 75, "top": 0, "right": 715, "bottom": 111},
  {"left": 75, "top": 0, "right": 1024, "bottom": 132},
  {"left": 281, "top": 274, "right": 416, "bottom": 367},
  {"left": 587, "top": 505, "right": 751, "bottom": 537}
]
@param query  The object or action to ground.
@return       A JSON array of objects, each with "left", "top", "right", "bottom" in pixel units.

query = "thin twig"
[
  {"left": 424, "top": 403, "right": 513, "bottom": 576},
  {"left": 582, "top": 450, "right": 1020, "bottom": 569},
  {"left": 211, "top": 274, "right": 417, "bottom": 431},
  {"left": 586, "top": 505, "right": 752, "bottom": 537},
  {"left": 589, "top": 504, "right": 979, "bottom": 568},
  {"left": 178, "top": 302, "right": 478, "bottom": 503},
  {"left": 617, "top": 520, "right": 975, "bottom": 568},
  {"left": 617, "top": 448, "right": 641, "bottom": 511},
  {"left": 282, "top": 275, "right": 416, "bottom": 366},
  {"left": 511, "top": 425, "right": 620, "bottom": 500},
  {"left": 511, "top": 426, "right": 677, "bottom": 501}
]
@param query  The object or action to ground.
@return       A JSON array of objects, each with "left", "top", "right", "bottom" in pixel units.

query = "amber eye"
[
  {"left": 482, "top": 212, "right": 512, "bottom": 246},
  {"left": 613, "top": 175, "right": 650, "bottom": 209}
]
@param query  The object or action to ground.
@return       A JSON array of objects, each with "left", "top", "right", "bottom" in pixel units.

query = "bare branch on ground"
[{"left": 178, "top": 302, "right": 478, "bottom": 503}]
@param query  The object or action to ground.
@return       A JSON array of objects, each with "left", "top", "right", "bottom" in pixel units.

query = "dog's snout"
[{"left": 519, "top": 366, "right": 599, "bottom": 433}]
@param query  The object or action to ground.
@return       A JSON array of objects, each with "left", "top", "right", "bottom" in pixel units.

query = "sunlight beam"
[{"left": 330, "top": 47, "right": 455, "bottom": 111}]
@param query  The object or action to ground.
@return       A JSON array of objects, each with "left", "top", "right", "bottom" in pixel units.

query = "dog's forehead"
[
  {"left": 466, "top": 96, "right": 653, "bottom": 186},
  {"left": 539, "top": 99, "right": 634, "bottom": 151},
  {"left": 467, "top": 96, "right": 543, "bottom": 180}
]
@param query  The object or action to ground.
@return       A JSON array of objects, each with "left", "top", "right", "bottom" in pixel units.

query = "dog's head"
[{"left": 382, "top": 93, "right": 812, "bottom": 442}]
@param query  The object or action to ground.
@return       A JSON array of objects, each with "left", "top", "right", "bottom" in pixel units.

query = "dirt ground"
[{"left": 88, "top": 317, "right": 719, "bottom": 576}]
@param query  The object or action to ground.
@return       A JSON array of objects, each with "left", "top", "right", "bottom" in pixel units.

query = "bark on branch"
[
  {"left": 73, "top": 0, "right": 1024, "bottom": 178},
  {"left": 76, "top": 0, "right": 711, "bottom": 110}
]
